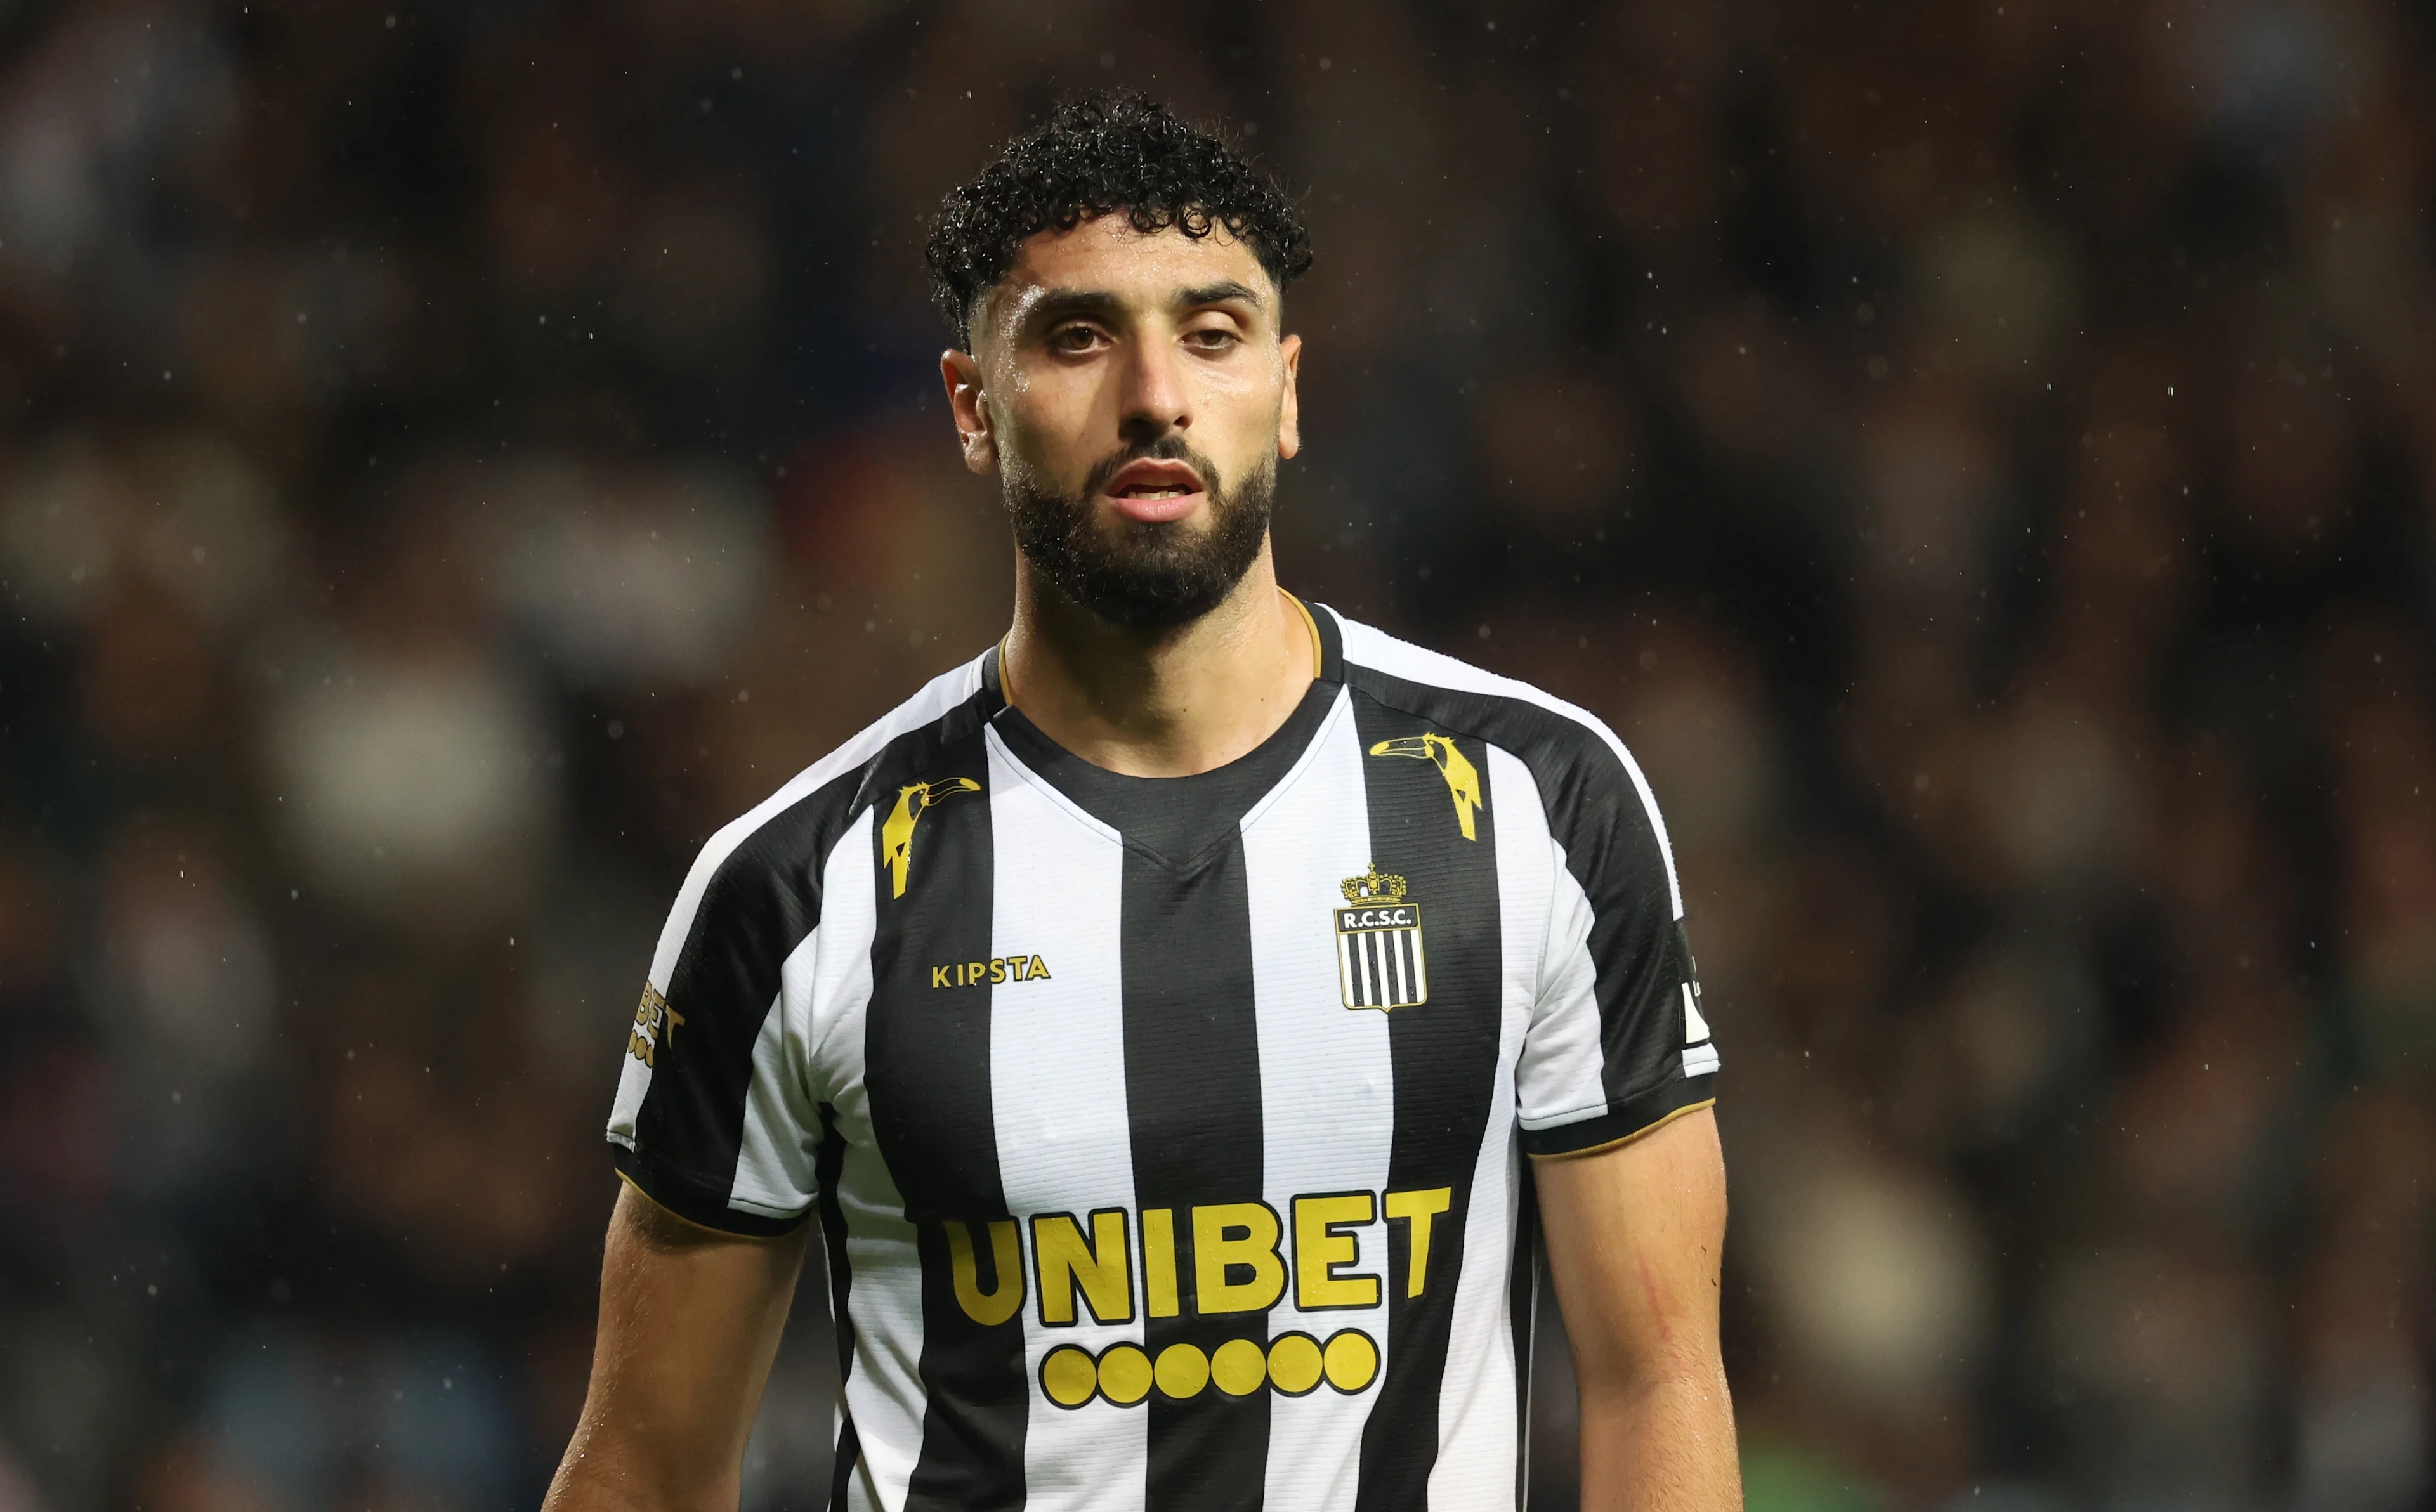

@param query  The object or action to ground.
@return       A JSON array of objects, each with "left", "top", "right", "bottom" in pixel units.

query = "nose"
[{"left": 1118, "top": 330, "right": 1190, "bottom": 444}]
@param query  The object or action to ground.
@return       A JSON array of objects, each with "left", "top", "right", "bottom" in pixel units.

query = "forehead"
[{"left": 997, "top": 214, "right": 1275, "bottom": 316}]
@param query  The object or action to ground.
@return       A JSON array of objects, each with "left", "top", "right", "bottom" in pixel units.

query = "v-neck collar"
[{"left": 982, "top": 597, "right": 1347, "bottom": 870}]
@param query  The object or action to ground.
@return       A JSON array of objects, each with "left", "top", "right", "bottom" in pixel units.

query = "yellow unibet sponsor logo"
[
  {"left": 945, "top": 1220, "right": 1025, "bottom": 1326},
  {"left": 1038, "top": 1329, "right": 1381, "bottom": 1409},
  {"left": 625, "top": 984, "right": 684, "bottom": 1068},
  {"left": 931, "top": 955, "right": 1052, "bottom": 988},
  {"left": 941, "top": 1187, "right": 1449, "bottom": 1402},
  {"left": 945, "top": 1190, "right": 1449, "bottom": 1326}
]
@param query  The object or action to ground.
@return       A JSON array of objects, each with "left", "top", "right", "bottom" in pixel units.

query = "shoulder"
[
  {"left": 1323, "top": 606, "right": 1680, "bottom": 912},
  {"left": 662, "top": 651, "right": 1002, "bottom": 931},
  {"left": 1328, "top": 606, "right": 1646, "bottom": 790}
]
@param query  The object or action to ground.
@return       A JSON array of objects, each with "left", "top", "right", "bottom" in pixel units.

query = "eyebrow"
[{"left": 1175, "top": 280, "right": 1265, "bottom": 311}]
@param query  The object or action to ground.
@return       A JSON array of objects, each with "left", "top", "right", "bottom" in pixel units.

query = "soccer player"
[{"left": 547, "top": 93, "right": 1736, "bottom": 1512}]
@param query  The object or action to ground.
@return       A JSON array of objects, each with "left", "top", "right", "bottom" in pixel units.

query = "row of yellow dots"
[{"left": 1040, "top": 1329, "right": 1381, "bottom": 1409}]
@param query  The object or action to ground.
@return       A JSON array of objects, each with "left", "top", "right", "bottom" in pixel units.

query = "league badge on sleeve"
[{"left": 1335, "top": 864, "right": 1428, "bottom": 1011}]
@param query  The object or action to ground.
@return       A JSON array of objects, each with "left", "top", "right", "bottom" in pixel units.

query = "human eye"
[
  {"left": 1047, "top": 322, "right": 1107, "bottom": 354},
  {"left": 1183, "top": 323, "right": 1243, "bottom": 352}
]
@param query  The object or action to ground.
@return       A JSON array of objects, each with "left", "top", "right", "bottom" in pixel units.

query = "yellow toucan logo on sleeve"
[
  {"left": 881, "top": 778, "right": 981, "bottom": 897},
  {"left": 1368, "top": 734, "right": 1482, "bottom": 840}
]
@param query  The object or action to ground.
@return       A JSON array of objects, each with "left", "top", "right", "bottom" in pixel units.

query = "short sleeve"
[
  {"left": 605, "top": 810, "right": 828, "bottom": 1236},
  {"left": 1514, "top": 731, "right": 1717, "bottom": 1157}
]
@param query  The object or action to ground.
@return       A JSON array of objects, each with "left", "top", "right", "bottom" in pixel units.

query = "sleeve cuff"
[
  {"left": 1521, "top": 1074, "right": 1717, "bottom": 1159},
  {"left": 610, "top": 1142, "right": 808, "bottom": 1238}
]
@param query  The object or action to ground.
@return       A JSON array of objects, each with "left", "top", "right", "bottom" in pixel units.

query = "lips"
[{"left": 1103, "top": 457, "right": 1207, "bottom": 523}]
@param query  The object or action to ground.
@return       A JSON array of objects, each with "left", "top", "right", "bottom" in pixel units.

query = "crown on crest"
[{"left": 1340, "top": 865, "right": 1409, "bottom": 905}]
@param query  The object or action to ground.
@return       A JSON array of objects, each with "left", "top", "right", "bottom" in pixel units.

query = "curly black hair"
[{"left": 925, "top": 91, "right": 1313, "bottom": 348}]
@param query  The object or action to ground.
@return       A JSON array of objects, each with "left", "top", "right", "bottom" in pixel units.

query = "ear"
[
  {"left": 1276, "top": 332, "right": 1303, "bottom": 461},
  {"left": 941, "top": 348, "right": 996, "bottom": 474}
]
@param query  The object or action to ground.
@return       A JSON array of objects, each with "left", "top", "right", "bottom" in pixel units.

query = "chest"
[{"left": 843, "top": 838, "right": 1517, "bottom": 1224}]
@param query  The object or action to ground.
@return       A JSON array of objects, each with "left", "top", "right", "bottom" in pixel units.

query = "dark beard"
[{"left": 1004, "top": 436, "right": 1274, "bottom": 630}]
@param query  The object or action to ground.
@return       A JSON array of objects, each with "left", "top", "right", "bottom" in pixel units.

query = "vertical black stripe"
[
  {"left": 816, "top": 1102, "right": 858, "bottom": 1383},
  {"left": 816, "top": 1102, "right": 859, "bottom": 1512},
  {"left": 1351, "top": 696, "right": 1506, "bottom": 1511},
  {"left": 862, "top": 731, "right": 1027, "bottom": 1511},
  {"left": 1511, "top": 1170, "right": 1540, "bottom": 1512},
  {"left": 1123, "top": 838, "right": 1268, "bottom": 1512},
  {"left": 630, "top": 768, "right": 864, "bottom": 1227},
  {"left": 828, "top": 1416, "right": 862, "bottom": 1512}
]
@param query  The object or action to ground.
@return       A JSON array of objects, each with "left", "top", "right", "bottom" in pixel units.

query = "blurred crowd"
[{"left": 1, "top": 1, "right": 2432, "bottom": 1509}]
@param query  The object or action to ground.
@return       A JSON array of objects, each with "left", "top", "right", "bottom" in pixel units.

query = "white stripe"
[
  {"left": 985, "top": 726, "right": 1125, "bottom": 847},
  {"left": 1683, "top": 1044, "right": 1722, "bottom": 1078},
  {"left": 985, "top": 733, "right": 1144, "bottom": 1512},
  {"left": 836, "top": 1142, "right": 926, "bottom": 1512},
  {"left": 1328, "top": 607, "right": 1682, "bottom": 918},
  {"left": 610, "top": 653, "right": 988, "bottom": 1143},
  {"left": 811, "top": 809, "right": 927, "bottom": 1512},
  {"left": 729, "top": 979, "right": 816, "bottom": 1218},
  {"left": 1243, "top": 695, "right": 1395, "bottom": 1509},
  {"left": 1428, "top": 745, "right": 1548, "bottom": 1505},
  {"left": 1513, "top": 835, "right": 1611, "bottom": 1134},
  {"left": 728, "top": 803, "right": 893, "bottom": 1219}
]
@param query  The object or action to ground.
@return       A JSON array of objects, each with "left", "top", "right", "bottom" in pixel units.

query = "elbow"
[
  {"left": 1573, "top": 1327, "right": 1729, "bottom": 1412},
  {"left": 547, "top": 1415, "right": 744, "bottom": 1512}
]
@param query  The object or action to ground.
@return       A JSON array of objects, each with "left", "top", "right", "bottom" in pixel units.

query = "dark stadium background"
[{"left": 2, "top": 2, "right": 2432, "bottom": 1509}]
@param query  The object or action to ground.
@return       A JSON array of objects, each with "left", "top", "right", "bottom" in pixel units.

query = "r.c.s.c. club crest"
[{"left": 1335, "top": 864, "right": 1427, "bottom": 1011}]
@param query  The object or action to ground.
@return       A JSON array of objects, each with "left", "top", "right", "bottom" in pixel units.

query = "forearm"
[
  {"left": 544, "top": 1185, "right": 805, "bottom": 1512},
  {"left": 1578, "top": 1360, "right": 1741, "bottom": 1512},
  {"left": 1537, "top": 1109, "right": 1738, "bottom": 1509}
]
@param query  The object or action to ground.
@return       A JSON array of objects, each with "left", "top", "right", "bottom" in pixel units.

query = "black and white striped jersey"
[{"left": 606, "top": 601, "right": 1718, "bottom": 1512}]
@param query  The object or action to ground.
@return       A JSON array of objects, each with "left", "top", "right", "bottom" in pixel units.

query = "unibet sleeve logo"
[{"left": 625, "top": 983, "right": 684, "bottom": 1067}]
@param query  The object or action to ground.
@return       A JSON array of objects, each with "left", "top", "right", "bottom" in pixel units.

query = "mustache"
[{"left": 1081, "top": 434, "right": 1223, "bottom": 500}]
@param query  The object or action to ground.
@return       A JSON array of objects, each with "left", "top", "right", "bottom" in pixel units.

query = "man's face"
[{"left": 941, "top": 214, "right": 1302, "bottom": 629}]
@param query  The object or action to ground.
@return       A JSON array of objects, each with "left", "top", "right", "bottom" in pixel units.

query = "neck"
[{"left": 1002, "top": 544, "right": 1318, "bottom": 778}]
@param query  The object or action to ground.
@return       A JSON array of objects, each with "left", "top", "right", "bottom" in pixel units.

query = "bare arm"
[
  {"left": 544, "top": 1182, "right": 809, "bottom": 1512},
  {"left": 1535, "top": 1106, "right": 1739, "bottom": 1512}
]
